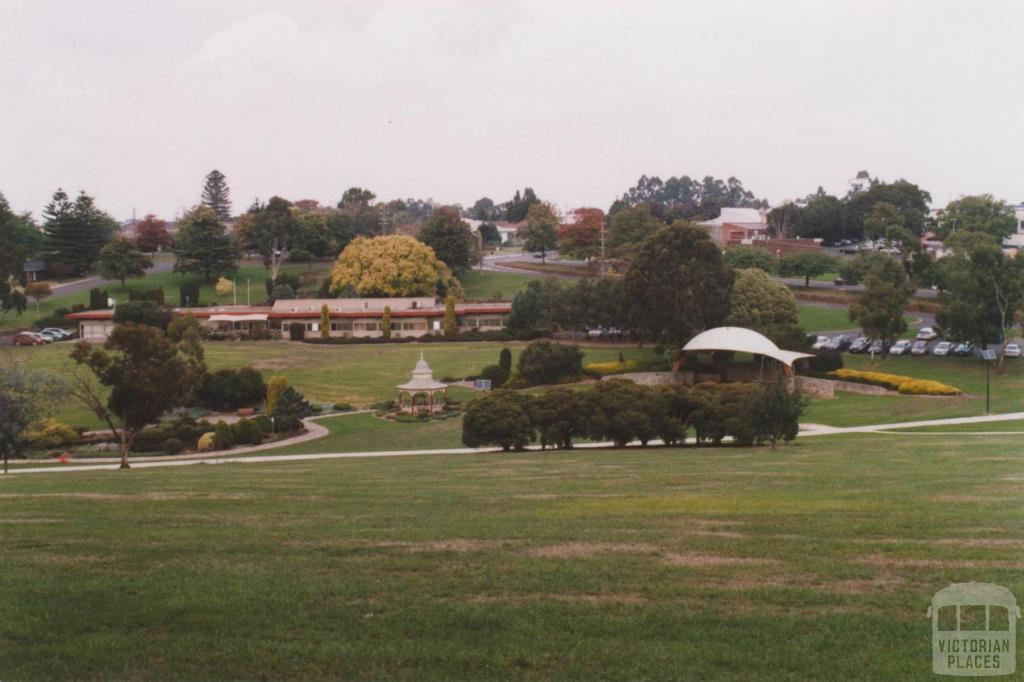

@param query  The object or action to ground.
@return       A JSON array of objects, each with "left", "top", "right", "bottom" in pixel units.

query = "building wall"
[{"left": 280, "top": 313, "right": 509, "bottom": 339}]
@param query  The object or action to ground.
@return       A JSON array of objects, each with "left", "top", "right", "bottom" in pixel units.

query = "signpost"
[{"left": 979, "top": 349, "right": 997, "bottom": 414}]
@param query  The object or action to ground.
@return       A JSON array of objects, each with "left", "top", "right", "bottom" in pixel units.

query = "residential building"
[{"left": 699, "top": 207, "right": 770, "bottom": 248}]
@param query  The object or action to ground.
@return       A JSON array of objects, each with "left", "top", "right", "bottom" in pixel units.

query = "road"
[{"left": 46, "top": 255, "right": 176, "bottom": 298}]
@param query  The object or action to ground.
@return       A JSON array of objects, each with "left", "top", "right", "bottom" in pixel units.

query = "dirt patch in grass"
[
  {"left": 0, "top": 492, "right": 253, "bottom": 501},
  {"left": 526, "top": 542, "right": 660, "bottom": 559},
  {"left": 0, "top": 518, "right": 66, "bottom": 524},
  {"left": 662, "top": 552, "right": 780, "bottom": 567},
  {"left": 854, "top": 553, "right": 1017, "bottom": 569}
]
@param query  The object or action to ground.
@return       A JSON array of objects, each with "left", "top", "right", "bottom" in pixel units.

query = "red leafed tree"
[
  {"left": 134, "top": 214, "right": 172, "bottom": 253},
  {"left": 293, "top": 199, "right": 320, "bottom": 211},
  {"left": 557, "top": 207, "right": 604, "bottom": 262}
]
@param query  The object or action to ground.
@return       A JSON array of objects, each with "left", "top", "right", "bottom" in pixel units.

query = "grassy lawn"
[
  {"left": 0, "top": 432, "right": 1021, "bottom": 679},
  {"left": 886, "top": 419, "right": 1024, "bottom": 433},
  {"left": 459, "top": 270, "right": 538, "bottom": 301},
  {"left": 7, "top": 341, "right": 658, "bottom": 429},
  {"left": 2, "top": 260, "right": 331, "bottom": 331},
  {"left": 261, "top": 412, "right": 465, "bottom": 456},
  {"left": 796, "top": 303, "right": 852, "bottom": 332}
]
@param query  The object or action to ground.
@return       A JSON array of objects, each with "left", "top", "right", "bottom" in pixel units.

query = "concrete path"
[{"left": 5, "top": 411, "right": 1024, "bottom": 477}]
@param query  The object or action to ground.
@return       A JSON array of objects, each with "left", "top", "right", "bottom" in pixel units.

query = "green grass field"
[
  {"left": 796, "top": 304, "right": 852, "bottom": 332},
  {"left": 1, "top": 432, "right": 1021, "bottom": 680},
  {"left": 263, "top": 412, "right": 464, "bottom": 455},
  {"left": 887, "top": 419, "right": 1024, "bottom": 433},
  {"left": 459, "top": 270, "right": 538, "bottom": 300}
]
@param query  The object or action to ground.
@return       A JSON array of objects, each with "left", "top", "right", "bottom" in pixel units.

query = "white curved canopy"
[{"left": 682, "top": 326, "right": 813, "bottom": 368}]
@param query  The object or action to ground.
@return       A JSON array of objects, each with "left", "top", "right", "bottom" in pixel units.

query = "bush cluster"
[
  {"left": 516, "top": 340, "right": 583, "bottom": 385},
  {"left": 131, "top": 416, "right": 215, "bottom": 453},
  {"left": 25, "top": 419, "right": 78, "bottom": 449},
  {"left": 584, "top": 360, "right": 639, "bottom": 376},
  {"left": 127, "top": 287, "right": 165, "bottom": 305},
  {"left": 197, "top": 367, "right": 267, "bottom": 411},
  {"left": 803, "top": 350, "right": 844, "bottom": 373},
  {"left": 478, "top": 364, "right": 510, "bottom": 387},
  {"left": 826, "top": 369, "right": 960, "bottom": 395},
  {"left": 462, "top": 377, "right": 807, "bottom": 451}
]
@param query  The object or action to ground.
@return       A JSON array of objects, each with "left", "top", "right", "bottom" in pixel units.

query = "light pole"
[{"left": 980, "top": 349, "right": 997, "bottom": 414}]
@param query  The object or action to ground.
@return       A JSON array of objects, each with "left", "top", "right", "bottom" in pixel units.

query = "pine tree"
[
  {"left": 201, "top": 170, "right": 233, "bottom": 222},
  {"left": 381, "top": 305, "right": 392, "bottom": 340},
  {"left": 320, "top": 305, "right": 330, "bottom": 339},
  {"left": 42, "top": 189, "right": 114, "bottom": 275}
]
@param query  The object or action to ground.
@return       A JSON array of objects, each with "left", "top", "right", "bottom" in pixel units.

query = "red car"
[{"left": 13, "top": 332, "right": 47, "bottom": 346}]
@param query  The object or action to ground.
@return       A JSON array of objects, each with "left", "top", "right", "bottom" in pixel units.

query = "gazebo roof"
[
  {"left": 397, "top": 353, "right": 447, "bottom": 391},
  {"left": 682, "top": 326, "right": 813, "bottom": 367}
]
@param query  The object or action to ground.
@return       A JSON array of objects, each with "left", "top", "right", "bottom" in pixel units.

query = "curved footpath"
[{"left": 4, "top": 411, "right": 1024, "bottom": 476}]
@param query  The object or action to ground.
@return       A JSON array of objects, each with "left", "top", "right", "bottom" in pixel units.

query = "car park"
[
  {"left": 849, "top": 337, "right": 872, "bottom": 353},
  {"left": 889, "top": 339, "right": 912, "bottom": 355},
  {"left": 933, "top": 341, "right": 954, "bottom": 356},
  {"left": 13, "top": 332, "right": 47, "bottom": 346},
  {"left": 910, "top": 340, "right": 929, "bottom": 355},
  {"left": 811, "top": 335, "right": 830, "bottom": 351},
  {"left": 869, "top": 340, "right": 889, "bottom": 355},
  {"left": 954, "top": 341, "right": 974, "bottom": 357},
  {"left": 1004, "top": 343, "right": 1022, "bottom": 358},
  {"left": 830, "top": 335, "right": 852, "bottom": 351},
  {"left": 916, "top": 327, "right": 938, "bottom": 341}
]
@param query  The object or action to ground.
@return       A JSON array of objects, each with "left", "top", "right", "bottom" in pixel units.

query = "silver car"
[{"left": 933, "top": 341, "right": 954, "bottom": 356}]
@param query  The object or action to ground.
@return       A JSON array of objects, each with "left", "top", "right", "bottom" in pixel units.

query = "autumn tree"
[
  {"left": 133, "top": 214, "right": 172, "bottom": 253},
  {"left": 521, "top": 202, "right": 559, "bottom": 262},
  {"left": 173, "top": 206, "right": 239, "bottom": 282},
  {"left": 557, "top": 207, "right": 604, "bottom": 262},
  {"left": 623, "top": 222, "right": 733, "bottom": 344},
  {"left": 96, "top": 238, "right": 152, "bottom": 286},
  {"left": 69, "top": 324, "right": 196, "bottom": 468},
  {"left": 418, "top": 207, "right": 475, "bottom": 271},
  {"left": 201, "top": 169, "right": 232, "bottom": 221},
  {"left": 330, "top": 235, "right": 462, "bottom": 299}
]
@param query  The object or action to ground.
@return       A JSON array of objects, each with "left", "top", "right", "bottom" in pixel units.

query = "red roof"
[{"left": 67, "top": 304, "right": 511, "bottom": 321}]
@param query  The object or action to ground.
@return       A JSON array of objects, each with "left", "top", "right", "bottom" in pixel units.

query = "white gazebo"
[{"left": 397, "top": 353, "right": 448, "bottom": 413}]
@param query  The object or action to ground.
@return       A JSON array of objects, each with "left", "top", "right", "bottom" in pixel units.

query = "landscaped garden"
[{"left": 0, "top": 431, "right": 1020, "bottom": 680}]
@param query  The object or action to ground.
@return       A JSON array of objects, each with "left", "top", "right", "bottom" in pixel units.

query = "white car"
[
  {"left": 811, "top": 335, "right": 830, "bottom": 351},
  {"left": 1004, "top": 343, "right": 1022, "bottom": 358},
  {"left": 933, "top": 341, "right": 954, "bottom": 356},
  {"left": 889, "top": 339, "right": 912, "bottom": 355},
  {"left": 40, "top": 327, "right": 72, "bottom": 340},
  {"left": 916, "top": 327, "right": 938, "bottom": 341}
]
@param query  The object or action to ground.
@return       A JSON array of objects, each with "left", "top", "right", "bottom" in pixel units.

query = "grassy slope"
[
  {"left": 0, "top": 432, "right": 1021, "bottom": 680},
  {"left": 795, "top": 304, "right": 852, "bottom": 332},
  {"left": 459, "top": 270, "right": 538, "bottom": 300},
  {"left": 261, "top": 412, "right": 465, "bottom": 455}
]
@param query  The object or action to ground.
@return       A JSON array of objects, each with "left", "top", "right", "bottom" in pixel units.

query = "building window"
[{"left": 331, "top": 321, "right": 353, "bottom": 331}]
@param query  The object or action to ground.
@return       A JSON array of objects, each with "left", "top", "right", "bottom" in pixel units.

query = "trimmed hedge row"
[{"left": 826, "top": 369, "right": 961, "bottom": 396}]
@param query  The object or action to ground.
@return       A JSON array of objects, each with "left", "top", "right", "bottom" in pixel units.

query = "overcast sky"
[{"left": 1, "top": 0, "right": 1021, "bottom": 221}]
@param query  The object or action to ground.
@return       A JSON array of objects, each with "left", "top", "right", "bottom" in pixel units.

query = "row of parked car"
[
  {"left": 811, "top": 327, "right": 1022, "bottom": 358},
  {"left": 12, "top": 328, "right": 77, "bottom": 346}
]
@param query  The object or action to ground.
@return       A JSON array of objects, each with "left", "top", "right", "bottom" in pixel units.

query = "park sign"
[{"left": 475, "top": 379, "right": 492, "bottom": 391}]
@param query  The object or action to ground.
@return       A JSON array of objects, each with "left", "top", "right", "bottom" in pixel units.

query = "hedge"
[
  {"left": 584, "top": 360, "right": 638, "bottom": 376},
  {"left": 825, "top": 369, "right": 961, "bottom": 396}
]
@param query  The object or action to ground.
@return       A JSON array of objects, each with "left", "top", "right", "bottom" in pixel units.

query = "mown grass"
[
  {"left": 0, "top": 432, "right": 1021, "bottom": 680},
  {"left": 795, "top": 304, "right": 852, "bottom": 332},
  {"left": 459, "top": 270, "right": 538, "bottom": 300},
  {"left": 262, "top": 412, "right": 465, "bottom": 455},
  {"left": 887, "top": 419, "right": 1024, "bottom": 433}
]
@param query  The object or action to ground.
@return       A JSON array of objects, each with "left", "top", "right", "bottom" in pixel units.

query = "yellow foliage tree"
[
  {"left": 215, "top": 277, "right": 234, "bottom": 296},
  {"left": 266, "top": 375, "right": 288, "bottom": 414},
  {"left": 443, "top": 296, "right": 457, "bottom": 337},
  {"left": 329, "top": 235, "right": 463, "bottom": 299}
]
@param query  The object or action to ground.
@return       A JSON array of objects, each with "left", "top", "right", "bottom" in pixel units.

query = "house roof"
[
  {"left": 682, "top": 326, "right": 812, "bottom": 368},
  {"left": 66, "top": 301, "right": 511, "bottom": 321},
  {"left": 700, "top": 208, "right": 765, "bottom": 227}
]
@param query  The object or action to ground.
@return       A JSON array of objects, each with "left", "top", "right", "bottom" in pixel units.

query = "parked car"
[
  {"left": 849, "top": 337, "right": 872, "bottom": 353},
  {"left": 13, "top": 332, "right": 47, "bottom": 346},
  {"left": 38, "top": 330, "right": 63, "bottom": 343},
  {"left": 811, "top": 335, "right": 830, "bottom": 351},
  {"left": 869, "top": 340, "right": 889, "bottom": 355},
  {"left": 40, "top": 327, "right": 73, "bottom": 340},
  {"left": 910, "top": 340, "right": 929, "bottom": 355},
  {"left": 838, "top": 245, "right": 859, "bottom": 255},
  {"left": 1004, "top": 343, "right": 1022, "bottom": 358},
  {"left": 954, "top": 341, "right": 974, "bottom": 357},
  {"left": 933, "top": 341, "right": 954, "bottom": 356},
  {"left": 916, "top": 327, "right": 938, "bottom": 341},
  {"left": 831, "top": 335, "right": 852, "bottom": 351},
  {"left": 889, "top": 339, "right": 912, "bottom": 355},
  {"left": 833, "top": 277, "right": 849, "bottom": 287}
]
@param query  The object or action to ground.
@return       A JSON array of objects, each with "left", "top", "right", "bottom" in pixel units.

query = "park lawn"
[
  {"left": 796, "top": 304, "right": 852, "bottom": 332},
  {"left": 9, "top": 341, "right": 658, "bottom": 429},
  {"left": 1, "top": 260, "right": 331, "bottom": 332},
  {"left": 459, "top": 270, "right": 538, "bottom": 301},
  {"left": 886, "top": 418, "right": 1024, "bottom": 433},
  {"left": 0, "top": 432, "right": 1021, "bottom": 680},
  {"left": 261, "top": 412, "right": 465, "bottom": 456}
]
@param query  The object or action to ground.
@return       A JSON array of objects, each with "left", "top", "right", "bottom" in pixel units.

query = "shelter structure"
[
  {"left": 681, "top": 327, "right": 813, "bottom": 376},
  {"left": 397, "top": 353, "right": 447, "bottom": 413}
]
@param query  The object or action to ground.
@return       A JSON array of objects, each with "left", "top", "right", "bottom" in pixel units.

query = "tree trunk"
[
  {"left": 119, "top": 428, "right": 130, "bottom": 469},
  {"left": 804, "top": 274, "right": 810, "bottom": 287}
]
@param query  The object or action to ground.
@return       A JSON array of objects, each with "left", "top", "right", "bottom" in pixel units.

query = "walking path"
[{"left": 5, "top": 410, "right": 1024, "bottom": 477}]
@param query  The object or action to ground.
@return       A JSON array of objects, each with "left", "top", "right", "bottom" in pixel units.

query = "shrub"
[
  {"left": 516, "top": 340, "right": 583, "bottom": 385},
  {"left": 112, "top": 301, "right": 171, "bottom": 331},
  {"left": 289, "top": 249, "right": 312, "bottom": 264},
  {"left": 804, "top": 350, "right": 843, "bottom": 373},
  {"left": 462, "top": 390, "right": 535, "bottom": 451},
  {"left": 826, "top": 369, "right": 960, "bottom": 396},
  {"left": 131, "top": 417, "right": 214, "bottom": 452},
  {"left": 272, "top": 386, "right": 315, "bottom": 432},
  {"left": 180, "top": 281, "right": 200, "bottom": 307},
  {"left": 128, "top": 286, "right": 165, "bottom": 305},
  {"left": 499, "top": 347, "right": 512, "bottom": 372},
  {"left": 266, "top": 375, "right": 288, "bottom": 414},
  {"left": 163, "top": 438, "right": 185, "bottom": 455},
  {"left": 167, "top": 315, "right": 201, "bottom": 342},
  {"left": 198, "top": 367, "right": 267, "bottom": 411},
  {"left": 273, "top": 284, "right": 297, "bottom": 300},
  {"left": 253, "top": 415, "right": 273, "bottom": 436},
  {"left": 231, "top": 418, "right": 264, "bottom": 446},
  {"left": 25, "top": 419, "right": 77, "bottom": 449},
  {"left": 88, "top": 287, "right": 109, "bottom": 310},
  {"left": 34, "top": 307, "right": 76, "bottom": 330},
  {"left": 584, "top": 360, "right": 638, "bottom": 376},
  {"left": 478, "top": 364, "right": 510, "bottom": 387},
  {"left": 333, "top": 402, "right": 354, "bottom": 412},
  {"left": 213, "top": 421, "right": 234, "bottom": 450},
  {"left": 196, "top": 432, "right": 217, "bottom": 452}
]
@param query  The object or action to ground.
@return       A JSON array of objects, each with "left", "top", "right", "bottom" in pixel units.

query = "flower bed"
[{"left": 825, "top": 369, "right": 961, "bottom": 396}]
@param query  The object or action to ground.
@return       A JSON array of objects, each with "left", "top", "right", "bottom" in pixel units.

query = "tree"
[
  {"left": 462, "top": 390, "right": 534, "bottom": 451},
  {"left": 557, "top": 207, "right": 604, "bottom": 262},
  {"left": 726, "top": 268, "right": 799, "bottom": 332},
  {"left": 530, "top": 388, "right": 582, "bottom": 449},
  {"left": 470, "top": 197, "right": 499, "bottom": 221},
  {"left": 580, "top": 378, "right": 660, "bottom": 448},
  {"left": 69, "top": 324, "right": 195, "bottom": 468},
  {"left": 201, "top": 170, "right": 232, "bottom": 221},
  {"left": 0, "top": 193, "right": 28, "bottom": 316},
  {"left": 337, "top": 187, "right": 376, "bottom": 210},
  {"left": 330, "top": 235, "right": 462, "bottom": 299},
  {"left": 607, "top": 205, "right": 662, "bottom": 262},
  {"left": 792, "top": 191, "right": 848, "bottom": 243},
  {"left": 516, "top": 340, "right": 583, "bottom": 385},
  {"left": 846, "top": 179, "right": 932, "bottom": 237},
  {"left": 478, "top": 222, "right": 501, "bottom": 246},
  {"left": 245, "top": 196, "right": 301, "bottom": 282},
  {"left": 749, "top": 375, "right": 807, "bottom": 449},
  {"left": 271, "top": 386, "right": 314, "bottom": 432},
  {"left": 937, "top": 194, "right": 1017, "bottom": 240},
  {"left": 134, "top": 214, "right": 172, "bottom": 253},
  {"left": 381, "top": 305, "right": 392, "bottom": 340},
  {"left": 113, "top": 301, "right": 172, "bottom": 331},
  {"left": 936, "top": 231, "right": 1024, "bottom": 355},
  {"left": 519, "top": 203, "right": 559, "bottom": 262},
  {"left": 418, "top": 207, "right": 474, "bottom": 271},
  {"left": 96, "top": 238, "right": 152, "bottom": 287},
  {"left": 266, "top": 376, "right": 288, "bottom": 415},
  {"left": 215, "top": 277, "right": 234, "bottom": 296},
  {"left": 42, "top": 189, "right": 115, "bottom": 275},
  {"left": 848, "top": 257, "right": 909, "bottom": 353},
  {"left": 623, "top": 222, "right": 733, "bottom": 344},
  {"left": 24, "top": 282, "right": 52, "bottom": 314},
  {"left": 778, "top": 252, "right": 839, "bottom": 287},
  {"left": 0, "top": 359, "right": 61, "bottom": 473},
  {"left": 443, "top": 296, "right": 457, "bottom": 337},
  {"left": 499, "top": 347, "right": 512, "bottom": 372},
  {"left": 173, "top": 206, "right": 239, "bottom": 281},
  {"left": 724, "top": 245, "right": 777, "bottom": 273},
  {"left": 321, "top": 304, "right": 331, "bottom": 339},
  {"left": 503, "top": 188, "right": 540, "bottom": 223},
  {"left": 863, "top": 202, "right": 905, "bottom": 242},
  {"left": 611, "top": 174, "right": 768, "bottom": 222}
]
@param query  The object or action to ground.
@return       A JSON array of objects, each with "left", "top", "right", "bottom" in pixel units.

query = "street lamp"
[{"left": 979, "top": 349, "right": 997, "bottom": 414}]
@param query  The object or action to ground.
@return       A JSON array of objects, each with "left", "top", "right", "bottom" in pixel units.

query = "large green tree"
[
  {"left": 418, "top": 207, "right": 475, "bottom": 271},
  {"left": 778, "top": 252, "right": 839, "bottom": 287},
  {"left": 0, "top": 359, "right": 61, "bottom": 472},
  {"left": 607, "top": 204, "right": 662, "bottom": 262},
  {"left": 0, "top": 193, "right": 28, "bottom": 316},
  {"left": 462, "top": 390, "right": 535, "bottom": 451},
  {"left": 42, "top": 189, "right": 115, "bottom": 275},
  {"left": 97, "top": 238, "right": 152, "bottom": 286},
  {"left": 937, "top": 194, "right": 1017, "bottom": 240},
  {"left": 173, "top": 206, "right": 239, "bottom": 281},
  {"left": 245, "top": 196, "right": 300, "bottom": 282},
  {"left": 201, "top": 169, "right": 232, "bottom": 221},
  {"left": 726, "top": 268, "right": 799, "bottom": 332},
  {"left": 623, "top": 221, "right": 733, "bottom": 344},
  {"left": 520, "top": 203, "right": 559, "bottom": 261},
  {"left": 848, "top": 257, "right": 909, "bottom": 353}
]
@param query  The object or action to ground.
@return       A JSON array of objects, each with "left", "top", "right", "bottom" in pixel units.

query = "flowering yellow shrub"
[
  {"left": 585, "top": 360, "right": 638, "bottom": 376},
  {"left": 826, "top": 369, "right": 960, "bottom": 396},
  {"left": 196, "top": 432, "right": 217, "bottom": 452}
]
